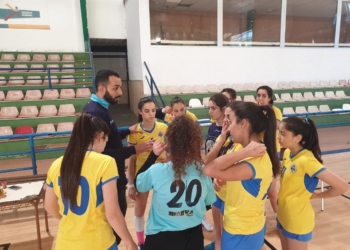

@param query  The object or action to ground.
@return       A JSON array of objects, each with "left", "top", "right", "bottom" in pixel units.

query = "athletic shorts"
[
  {"left": 108, "top": 242, "right": 118, "bottom": 250},
  {"left": 277, "top": 219, "right": 312, "bottom": 242},
  {"left": 212, "top": 195, "right": 224, "bottom": 214},
  {"left": 144, "top": 224, "right": 204, "bottom": 250},
  {"left": 221, "top": 223, "right": 266, "bottom": 250}
]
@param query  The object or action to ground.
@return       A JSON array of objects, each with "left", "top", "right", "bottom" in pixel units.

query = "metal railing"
[{"left": 144, "top": 61, "right": 165, "bottom": 108}]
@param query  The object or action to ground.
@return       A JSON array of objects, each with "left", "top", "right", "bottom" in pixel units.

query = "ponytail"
[
  {"left": 60, "top": 113, "right": 110, "bottom": 208},
  {"left": 228, "top": 101, "right": 280, "bottom": 177},
  {"left": 260, "top": 105, "right": 280, "bottom": 177},
  {"left": 283, "top": 117, "right": 322, "bottom": 164}
]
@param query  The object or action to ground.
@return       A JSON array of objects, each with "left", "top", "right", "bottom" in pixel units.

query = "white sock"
[{"left": 134, "top": 216, "right": 144, "bottom": 232}]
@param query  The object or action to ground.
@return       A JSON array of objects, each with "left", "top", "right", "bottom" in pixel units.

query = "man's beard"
[{"left": 104, "top": 90, "right": 120, "bottom": 105}]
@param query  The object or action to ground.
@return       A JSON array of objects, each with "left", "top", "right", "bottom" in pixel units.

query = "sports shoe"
[
  {"left": 138, "top": 243, "right": 145, "bottom": 250},
  {"left": 204, "top": 241, "right": 215, "bottom": 250},
  {"left": 202, "top": 215, "right": 214, "bottom": 232}
]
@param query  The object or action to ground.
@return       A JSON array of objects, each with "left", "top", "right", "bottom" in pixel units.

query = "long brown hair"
[
  {"left": 166, "top": 115, "right": 203, "bottom": 185},
  {"left": 60, "top": 113, "right": 110, "bottom": 208},
  {"left": 228, "top": 101, "right": 280, "bottom": 177}
]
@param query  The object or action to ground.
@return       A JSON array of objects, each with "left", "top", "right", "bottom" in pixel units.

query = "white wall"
[
  {"left": 126, "top": 0, "right": 350, "bottom": 95},
  {"left": 0, "top": 0, "right": 84, "bottom": 52},
  {"left": 86, "top": 0, "right": 126, "bottom": 39},
  {"left": 125, "top": 0, "right": 143, "bottom": 80}
]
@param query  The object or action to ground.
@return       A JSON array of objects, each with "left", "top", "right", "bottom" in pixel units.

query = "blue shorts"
[
  {"left": 108, "top": 242, "right": 118, "bottom": 250},
  {"left": 212, "top": 195, "right": 224, "bottom": 214},
  {"left": 277, "top": 219, "right": 312, "bottom": 242},
  {"left": 221, "top": 223, "right": 266, "bottom": 250}
]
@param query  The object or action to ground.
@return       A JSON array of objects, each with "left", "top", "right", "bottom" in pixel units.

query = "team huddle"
[{"left": 44, "top": 70, "right": 349, "bottom": 250}]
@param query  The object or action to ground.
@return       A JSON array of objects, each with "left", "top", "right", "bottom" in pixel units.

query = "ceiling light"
[{"left": 166, "top": 0, "right": 181, "bottom": 3}]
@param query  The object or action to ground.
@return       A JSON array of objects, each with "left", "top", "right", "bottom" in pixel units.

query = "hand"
[
  {"left": 220, "top": 120, "right": 230, "bottom": 140},
  {"left": 128, "top": 186, "right": 138, "bottom": 201},
  {"left": 244, "top": 141, "right": 266, "bottom": 158},
  {"left": 129, "top": 124, "right": 142, "bottom": 135},
  {"left": 163, "top": 106, "right": 172, "bottom": 114},
  {"left": 169, "top": 113, "right": 176, "bottom": 122},
  {"left": 213, "top": 179, "right": 226, "bottom": 192},
  {"left": 153, "top": 140, "right": 167, "bottom": 156},
  {"left": 134, "top": 141, "right": 154, "bottom": 154}
]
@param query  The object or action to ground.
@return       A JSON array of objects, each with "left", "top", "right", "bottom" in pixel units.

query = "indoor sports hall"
[{"left": 0, "top": 0, "right": 349, "bottom": 249}]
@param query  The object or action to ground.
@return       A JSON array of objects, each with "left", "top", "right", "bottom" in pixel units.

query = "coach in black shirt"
[{"left": 83, "top": 69, "right": 152, "bottom": 244}]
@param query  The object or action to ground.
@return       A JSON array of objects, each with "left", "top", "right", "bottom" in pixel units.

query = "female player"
[
  {"left": 45, "top": 114, "right": 137, "bottom": 250},
  {"left": 221, "top": 88, "right": 237, "bottom": 103},
  {"left": 277, "top": 117, "right": 349, "bottom": 250},
  {"left": 203, "top": 93, "right": 229, "bottom": 232},
  {"left": 204, "top": 101, "right": 280, "bottom": 250},
  {"left": 127, "top": 97, "right": 168, "bottom": 249},
  {"left": 135, "top": 116, "right": 216, "bottom": 250},
  {"left": 204, "top": 120, "right": 242, "bottom": 250},
  {"left": 155, "top": 96, "right": 198, "bottom": 124},
  {"left": 256, "top": 85, "right": 282, "bottom": 213},
  {"left": 205, "top": 93, "right": 229, "bottom": 154}
]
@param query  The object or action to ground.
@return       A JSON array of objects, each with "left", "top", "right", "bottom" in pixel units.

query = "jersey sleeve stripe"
[
  {"left": 46, "top": 182, "right": 53, "bottom": 188},
  {"left": 310, "top": 167, "right": 326, "bottom": 178},
  {"left": 242, "top": 161, "right": 256, "bottom": 179},
  {"left": 102, "top": 176, "right": 119, "bottom": 186}
]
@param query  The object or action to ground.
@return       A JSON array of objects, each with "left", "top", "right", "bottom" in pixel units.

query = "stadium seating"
[
  {"left": 295, "top": 106, "right": 308, "bottom": 114},
  {"left": 207, "top": 84, "right": 220, "bottom": 93},
  {"left": 26, "top": 76, "right": 43, "bottom": 85},
  {"left": 0, "top": 91, "right": 4, "bottom": 101},
  {"left": 62, "top": 54, "right": 75, "bottom": 61},
  {"left": 315, "top": 92, "right": 330, "bottom": 100},
  {"left": 14, "top": 64, "right": 28, "bottom": 72},
  {"left": 319, "top": 105, "right": 331, "bottom": 112},
  {"left": 24, "top": 90, "right": 42, "bottom": 100},
  {"left": 60, "top": 75, "right": 75, "bottom": 84},
  {"left": 283, "top": 107, "right": 295, "bottom": 115},
  {"left": 0, "top": 64, "right": 11, "bottom": 72},
  {"left": 336, "top": 90, "right": 350, "bottom": 99},
  {"left": 325, "top": 91, "right": 341, "bottom": 100},
  {"left": 189, "top": 98, "right": 203, "bottom": 108},
  {"left": 8, "top": 76, "right": 25, "bottom": 85},
  {"left": 76, "top": 88, "right": 91, "bottom": 98},
  {"left": 58, "top": 104, "right": 75, "bottom": 116},
  {"left": 0, "top": 126, "right": 13, "bottom": 139},
  {"left": 180, "top": 85, "right": 193, "bottom": 94},
  {"left": 308, "top": 105, "right": 320, "bottom": 113},
  {"left": 47, "top": 64, "right": 60, "bottom": 72},
  {"left": 0, "top": 107, "right": 19, "bottom": 119},
  {"left": 60, "top": 89, "right": 75, "bottom": 99},
  {"left": 32, "top": 54, "right": 46, "bottom": 61},
  {"left": 36, "top": 123, "right": 56, "bottom": 133},
  {"left": 39, "top": 105, "right": 58, "bottom": 117},
  {"left": 43, "top": 89, "right": 59, "bottom": 99},
  {"left": 43, "top": 76, "right": 59, "bottom": 84},
  {"left": 1, "top": 54, "right": 15, "bottom": 61},
  {"left": 30, "top": 64, "right": 44, "bottom": 72},
  {"left": 16, "top": 54, "right": 31, "bottom": 61},
  {"left": 6, "top": 90, "right": 24, "bottom": 100},
  {"left": 15, "top": 125, "right": 34, "bottom": 135},
  {"left": 0, "top": 76, "right": 6, "bottom": 86},
  {"left": 57, "top": 122, "right": 74, "bottom": 132},
  {"left": 62, "top": 64, "right": 75, "bottom": 72},
  {"left": 166, "top": 86, "right": 180, "bottom": 94},
  {"left": 281, "top": 93, "right": 296, "bottom": 102},
  {"left": 19, "top": 106, "right": 39, "bottom": 118},
  {"left": 48, "top": 54, "right": 60, "bottom": 61},
  {"left": 243, "top": 95, "right": 255, "bottom": 102},
  {"left": 202, "top": 97, "right": 210, "bottom": 107}
]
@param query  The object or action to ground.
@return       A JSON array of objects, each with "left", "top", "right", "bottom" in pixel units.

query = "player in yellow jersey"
[
  {"left": 256, "top": 85, "right": 282, "bottom": 214},
  {"left": 277, "top": 116, "right": 349, "bottom": 250},
  {"left": 45, "top": 114, "right": 137, "bottom": 250},
  {"left": 204, "top": 124, "right": 242, "bottom": 250},
  {"left": 127, "top": 97, "right": 168, "bottom": 249},
  {"left": 155, "top": 96, "right": 198, "bottom": 124},
  {"left": 204, "top": 101, "right": 281, "bottom": 250}
]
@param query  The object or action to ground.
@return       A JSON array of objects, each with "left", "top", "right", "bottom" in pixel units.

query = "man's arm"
[
  {"left": 103, "top": 146, "right": 136, "bottom": 160},
  {"left": 119, "top": 128, "right": 131, "bottom": 140},
  {"left": 155, "top": 108, "right": 166, "bottom": 121}
]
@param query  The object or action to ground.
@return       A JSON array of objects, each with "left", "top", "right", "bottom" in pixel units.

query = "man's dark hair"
[{"left": 95, "top": 69, "right": 120, "bottom": 88}]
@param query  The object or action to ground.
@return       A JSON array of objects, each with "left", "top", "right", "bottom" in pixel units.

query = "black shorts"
[{"left": 144, "top": 224, "right": 204, "bottom": 250}]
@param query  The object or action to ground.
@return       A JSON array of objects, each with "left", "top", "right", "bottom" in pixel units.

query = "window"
[
  {"left": 223, "top": 0, "right": 282, "bottom": 46},
  {"left": 149, "top": 0, "right": 217, "bottom": 46},
  {"left": 339, "top": 1, "right": 350, "bottom": 46},
  {"left": 286, "top": 0, "right": 338, "bottom": 47}
]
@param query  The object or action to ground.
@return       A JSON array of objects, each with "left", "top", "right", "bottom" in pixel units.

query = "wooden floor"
[{"left": 0, "top": 127, "right": 350, "bottom": 250}]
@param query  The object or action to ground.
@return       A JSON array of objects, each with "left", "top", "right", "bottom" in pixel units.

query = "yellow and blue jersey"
[
  {"left": 277, "top": 149, "right": 326, "bottom": 235},
  {"left": 259, "top": 105, "right": 283, "bottom": 153},
  {"left": 223, "top": 151, "right": 273, "bottom": 235},
  {"left": 164, "top": 110, "right": 198, "bottom": 124},
  {"left": 214, "top": 135, "right": 242, "bottom": 202},
  {"left": 136, "top": 161, "right": 216, "bottom": 235},
  {"left": 46, "top": 151, "right": 119, "bottom": 250},
  {"left": 127, "top": 122, "right": 167, "bottom": 174}
]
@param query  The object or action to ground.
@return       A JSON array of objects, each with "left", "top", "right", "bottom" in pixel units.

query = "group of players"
[{"left": 44, "top": 70, "right": 349, "bottom": 250}]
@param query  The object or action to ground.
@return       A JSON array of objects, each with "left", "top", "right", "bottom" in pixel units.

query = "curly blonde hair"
[{"left": 165, "top": 115, "right": 203, "bottom": 185}]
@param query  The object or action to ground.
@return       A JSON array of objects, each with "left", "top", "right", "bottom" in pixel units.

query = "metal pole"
[{"left": 29, "top": 136, "right": 38, "bottom": 175}]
